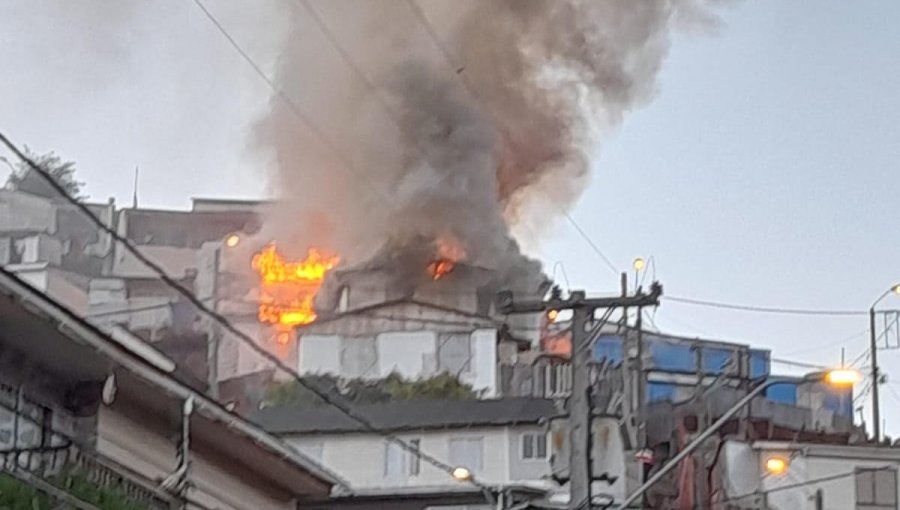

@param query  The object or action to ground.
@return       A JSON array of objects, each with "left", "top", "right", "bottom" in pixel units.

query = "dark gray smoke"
[{"left": 257, "top": 0, "right": 720, "bottom": 288}]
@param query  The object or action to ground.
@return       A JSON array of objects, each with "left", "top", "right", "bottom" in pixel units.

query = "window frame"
[
  {"left": 520, "top": 432, "right": 548, "bottom": 461},
  {"left": 384, "top": 437, "right": 422, "bottom": 478},
  {"left": 855, "top": 467, "right": 898, "bottom": 509}
]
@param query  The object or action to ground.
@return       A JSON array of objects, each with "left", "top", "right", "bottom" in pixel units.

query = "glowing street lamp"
[
  {"left": 633, "top": 258, "right": 646, "bottom": 272},
  {"left": 764, "top": 456, "right": 789, "bottom": 476},
  {"left": 633, "top": 257, "right": 646, "bottom": 289},
  {"left": 224, "top": 233, "right": 241, "bottom": 248},
  {"left": 824, "top": 368, "right": 862, "bottom": 386},
  {"left": 452, "top": 466, "right": 472, "bottom": 481}
]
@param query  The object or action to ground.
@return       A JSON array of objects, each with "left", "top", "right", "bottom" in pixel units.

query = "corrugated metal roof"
[{"left": 255, "top": 397, "right": 557, "bottom": 435}]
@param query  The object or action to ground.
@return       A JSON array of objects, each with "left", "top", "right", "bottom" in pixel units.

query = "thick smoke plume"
[{"left": 257, "top": 0, "right": 719, "bottom": 288}]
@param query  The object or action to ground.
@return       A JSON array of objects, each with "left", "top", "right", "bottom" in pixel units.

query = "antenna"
[{"left": 132, "top": 166, "right": 139, "bottom": 209}]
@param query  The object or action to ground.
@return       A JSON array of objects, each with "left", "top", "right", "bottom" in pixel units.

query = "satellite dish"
[{"left": 102, "top": 374, "right": 117, "bottom": 405}]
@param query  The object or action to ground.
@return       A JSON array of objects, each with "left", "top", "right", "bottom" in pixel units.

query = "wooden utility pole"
[{"left": 497, "top": 283, "right": 663, "bottom": 509}]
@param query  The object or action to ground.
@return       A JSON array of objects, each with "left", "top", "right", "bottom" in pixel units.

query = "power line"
[
  {"left": 0, "top": 132, "right": 484, "bottom": 492},
  {"left": 403, "top": 0, "right": 620, "bottom": 277},
  {"left": 778, "top": 329, "right": 868, "bottom": 357},
  {"left": 189, "top": 0, "right": 393, "bottom": 208},
  {"left": 182, "top": 1, "right": 513, "bottom": 491},
  {"left": 886, "top": 384, "right": 900, "bottom": 408},
  {"left": 666, "top": 295, "right": 867, "bottom": 317},
  {"left": 86, "top": 302, "right": 175, "bottom": 318},
  {"left": 292, "top": 0, "right": 542, "bottom": 255},
  {"left": 769, "top": 358, "right": 830, "bottom": 371},
  {"left": 722, "top": 465, "right": 896, "bottom": 505}
]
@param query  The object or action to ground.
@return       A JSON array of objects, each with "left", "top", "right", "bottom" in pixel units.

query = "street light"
[
  {"left": 224, "top": 233, "right": 241, "bottom": 248},
  {"left": 620, "top": 369, "right": 859, "bottom": 508},
  {"left": 633, "top": 257, "right": 646, "bottom": 290},
  {"left": 764, "top": 456, "right": 789, "bottom": 476},
  {"left": 452, "top": 466, "right": 472, "bottom": 481},
  {"left": 869, "top": 283, "right": 900, "bottom": 442}
]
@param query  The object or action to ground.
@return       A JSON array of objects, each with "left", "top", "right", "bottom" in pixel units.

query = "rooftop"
[{"left": 255, "top": 397, "right": 557, "bottom": 435}]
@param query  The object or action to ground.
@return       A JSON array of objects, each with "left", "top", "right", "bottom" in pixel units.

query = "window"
[
  {"left": 338, "top": 286, "right": 350, "bottom": 312},
  {"left": 438, "top": 334, "right": 471, "bottom": 376},
  {"left": 448, "top": 437, "right": 484, "bottom": 473},
  {"left": 856, "top": 468, "right": 898, "bottom": 510},
  {"left": 521, "top": 432, "right": 548, "bottom": 460},
  {"left": 410, "top": 439, "right": 421, "bottom": 475},
  {"left": 385, "top": 439, "right": 421, "bottom": 477}
]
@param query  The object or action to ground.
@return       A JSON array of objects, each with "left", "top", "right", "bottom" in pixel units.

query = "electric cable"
[
  {"left": 722, "top": 465, "right": 895, "bottom": 505},
  {"left": 665, "top": 296, "right": 867, "bottom": 317},
  {"left": 0, "top": 132, "right": 488, "bottom": 492}
]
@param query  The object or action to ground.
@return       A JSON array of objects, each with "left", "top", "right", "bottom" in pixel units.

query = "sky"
[{"left": 1, "top": 1, "right": 899, "bottom": 433}]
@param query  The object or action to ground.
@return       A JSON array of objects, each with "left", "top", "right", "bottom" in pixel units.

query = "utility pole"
[
  {"left": 870, "top": 307, "right": 880, "bottom": 442},
  {"left": 498, "top": 283, "right": 663, "bottom": 509},
  {"left": 868, "top": 284, "right": 899, "bottom": 443}
]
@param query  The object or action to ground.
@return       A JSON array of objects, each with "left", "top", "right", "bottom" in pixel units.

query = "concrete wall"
[
  {"left": 0, "top": 190, "right": 56, "bottom": 233},
  {"left": 8, "top": 264, "right": 88, "bottom": 315},
  {"left": 297, "top": 328, "right": 499, "bottom": 395},
  {"left": 378, "top": 331, "right": 437, "bottom": 378},
  {"left": 112, "top": 244, "right": 198, "bottom": 279},
  {"left": 722, "top": 441, "right": 900, "bottom": 510},
  {"left": 286, "top": 426, "right": 549, "bottom": 490}
]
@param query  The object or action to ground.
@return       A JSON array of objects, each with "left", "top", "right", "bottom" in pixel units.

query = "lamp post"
[
  {"left": 207, "top": 233, "right": 242, "bottom": 399},
  {"left": 619, "top": 369, "right": 859, "bottom": 508},
  {"left": 870, "top": 284, "right": 900, "bottom": 442}
]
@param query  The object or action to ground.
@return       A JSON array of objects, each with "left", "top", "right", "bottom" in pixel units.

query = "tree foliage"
[
  {"left": 264, "top": 372, "right": 479, "bottom": 407},
  {"left": 0, "top": 471, "right": 147, "bottom": 510},
  {"left": 5, "top": 147, "right": 86, "bottom": 201}
]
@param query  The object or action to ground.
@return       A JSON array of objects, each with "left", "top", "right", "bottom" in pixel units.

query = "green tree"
[
  {"left": 263, "top": 372, "right": 478, "bottom": 407},
  {"left": 5, "top": 147, "right": 86, "bottom": 200}
]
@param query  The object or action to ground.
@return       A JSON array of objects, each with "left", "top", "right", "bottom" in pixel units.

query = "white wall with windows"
[
  {"left": 284, "top": 426, "right": 552, "bottom": 490},
  {"left": 297, "top": 328, "right": 499, "bottom": 396},
  {"left": 722, "top": 440, "right": 900, "bottom": 510}
]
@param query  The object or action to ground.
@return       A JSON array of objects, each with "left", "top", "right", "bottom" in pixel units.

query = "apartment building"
[{"left": 0, "top": 266, "right": 340, "bottom": 509}]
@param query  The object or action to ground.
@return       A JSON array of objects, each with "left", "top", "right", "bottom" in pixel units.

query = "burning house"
[
  {"left": 4, "top": 0, "right": 733, "bottom": 413},
  {"left": 285, "top": 238, "right": 549, "bottom": 397}
]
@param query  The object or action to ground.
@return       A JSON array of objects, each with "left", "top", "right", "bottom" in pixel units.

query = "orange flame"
[
  {"left": 429, "top": 259, "right": 456, "bottom": 280},
  {"left": 251, "top": 244, "right": 339, "bottom": 327},
  {"left": 429, "top": 236, "right": 466, "bottom": 280}
]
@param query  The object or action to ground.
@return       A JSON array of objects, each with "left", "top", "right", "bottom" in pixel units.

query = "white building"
[
  {"left": 295, "top": 300, "right": 519, "bottom": 397},
  {"left": 720, "top": 440, "right": 900, "bottom": 510},
  {"left": 255, "top": 398, "right": 559, "bottom": 493}
]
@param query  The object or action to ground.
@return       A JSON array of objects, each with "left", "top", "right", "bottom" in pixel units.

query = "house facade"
[
  {"left": 718, "top": 440, "right": 900, "bottom": 509},
  {"left": 0, "top": 266, "right": 339, "bottom": 509},
  {"left": 255, "top": 398, "right": 559, "bottom": 492},
  {"left": 293, "top": 300, "right": 511, "bottom": 397}
]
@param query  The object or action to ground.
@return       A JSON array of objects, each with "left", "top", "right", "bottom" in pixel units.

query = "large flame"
[{"left": 251, "top": 243, "right": 339, "bottom": 327}]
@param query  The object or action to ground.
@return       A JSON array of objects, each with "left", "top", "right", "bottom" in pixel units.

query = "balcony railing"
[{"left": 0, "top": 388, "right": 179, "bottom": 510}]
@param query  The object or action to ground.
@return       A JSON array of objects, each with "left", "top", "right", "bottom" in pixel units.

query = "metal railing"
[{"left": 0, "top": 388, "right": 179, "bottom": 509}]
